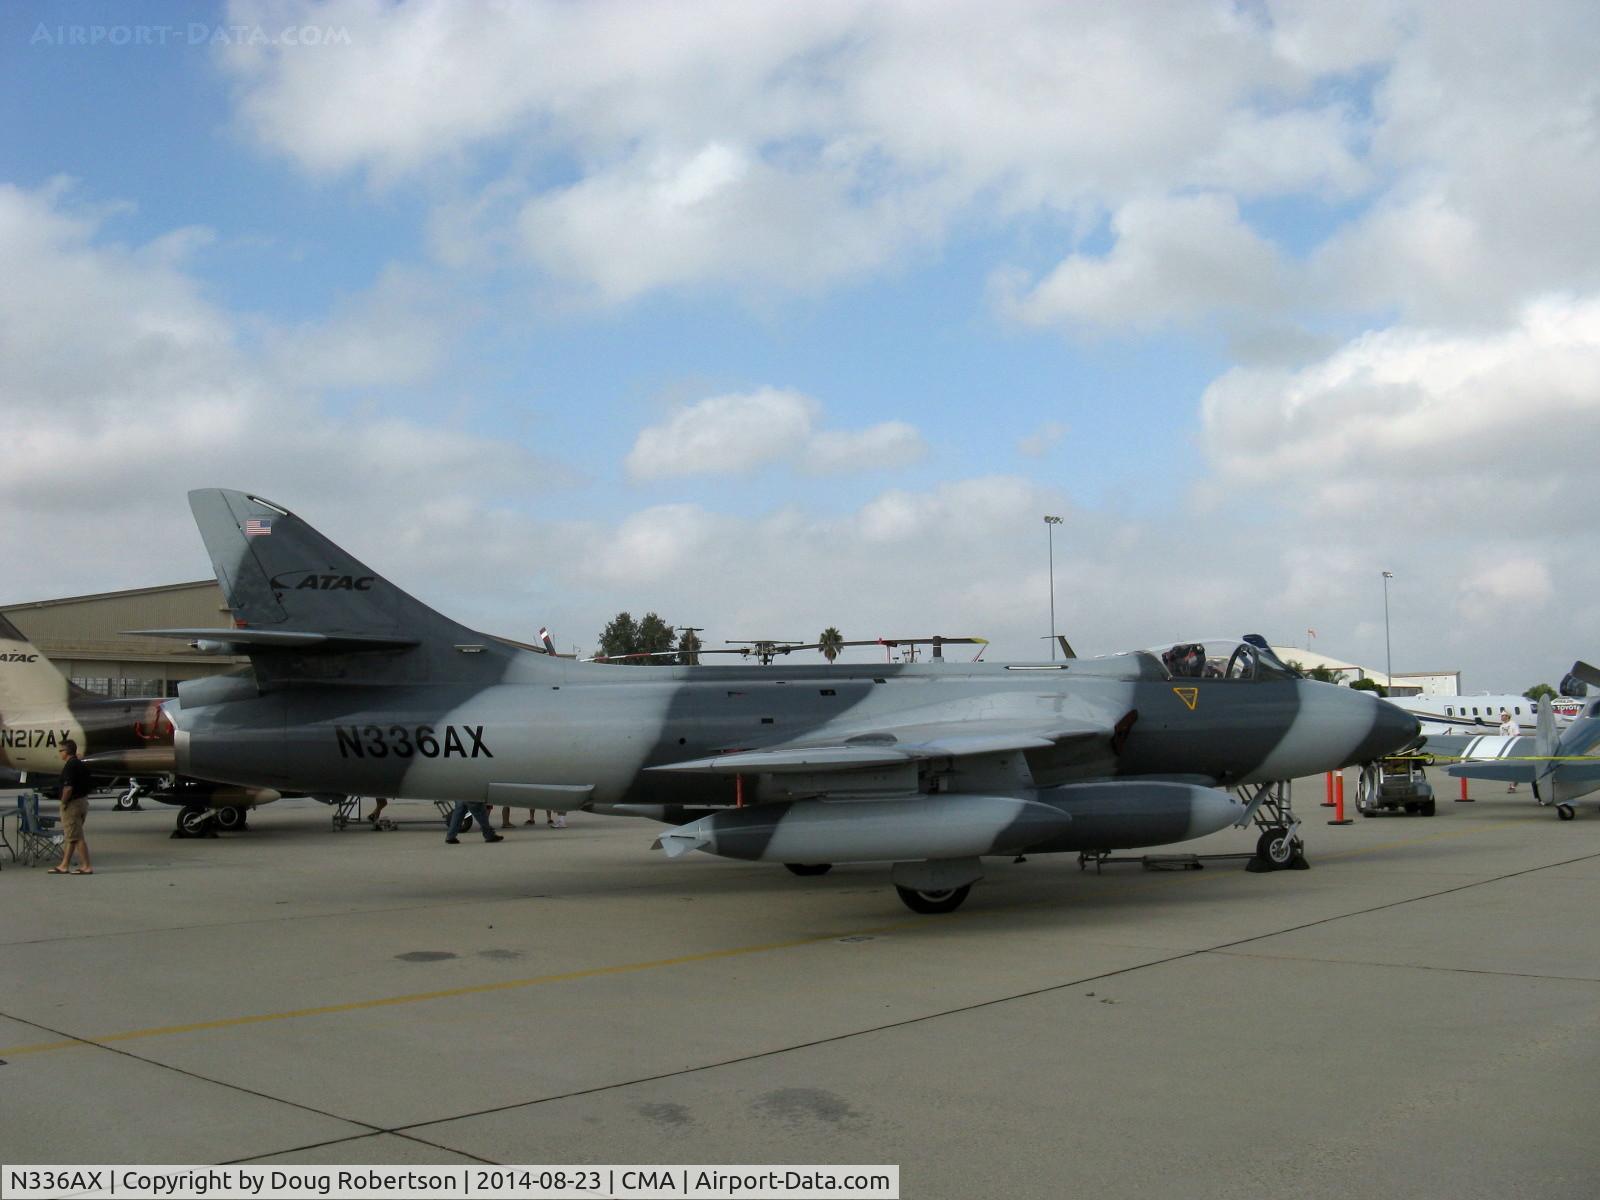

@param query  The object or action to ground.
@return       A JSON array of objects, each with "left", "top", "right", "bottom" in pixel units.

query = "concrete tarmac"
[{"left": 3, "top": 776, "right": 1598, "bottom": 1198}]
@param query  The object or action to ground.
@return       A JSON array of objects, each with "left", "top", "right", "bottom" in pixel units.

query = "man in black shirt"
[{"left": 51, "top": 739, "right": 95, "bottom": 874}]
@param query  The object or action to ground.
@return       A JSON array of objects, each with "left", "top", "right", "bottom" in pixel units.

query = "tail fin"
[
  {"left": 141, "top": 490, "right": 521, "bottom": 685},
  {"left": 1535, "top": 695, "right": 1557, "bottom": 760},
  {"left": 1548, "top": 689, "right": 1600, "bottom": 806},
  {"left": 0, "top": 612, "right": 87, "bottom": 772}
]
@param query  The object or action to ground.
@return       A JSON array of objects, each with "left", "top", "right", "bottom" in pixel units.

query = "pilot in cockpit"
[{"left": 1162, "top": 643, "right": 1206, "bottom": 678}]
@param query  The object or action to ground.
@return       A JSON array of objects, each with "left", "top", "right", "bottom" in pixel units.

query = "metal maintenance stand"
[{"left": 331, "top": 796, "right": 457, "bottom": 831}]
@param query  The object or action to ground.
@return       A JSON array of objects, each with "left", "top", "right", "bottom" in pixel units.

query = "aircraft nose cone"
[{"left": 1355, "top": 698, "right": 1421, "bottom": 763}]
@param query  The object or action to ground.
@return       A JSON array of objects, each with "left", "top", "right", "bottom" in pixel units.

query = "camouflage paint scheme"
[{"left": 128, "top": 490, "right": 1417, "bottom": 910}]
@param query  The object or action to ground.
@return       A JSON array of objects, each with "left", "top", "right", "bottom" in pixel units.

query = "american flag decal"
[{"left": 244, "top": 519, "right": 273, "bottom": 537}]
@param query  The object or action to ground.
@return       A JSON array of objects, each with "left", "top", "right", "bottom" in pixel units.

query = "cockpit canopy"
[{"left": 1153, "top": 637, "right": 1301, "bottom": 683}]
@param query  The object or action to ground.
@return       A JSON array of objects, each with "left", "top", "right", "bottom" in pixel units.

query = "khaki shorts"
[{"left": 60, "top": 797, "right": 88, "bottom": 842}]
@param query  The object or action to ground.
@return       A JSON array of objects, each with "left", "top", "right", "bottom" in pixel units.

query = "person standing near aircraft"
[
  {"left": 50, "top": 740, "right": 95, "bottom": 875},
  {"left": 445, "top": 799, "right": 502, "bottom": 844},
  {"left": 1500, "top": 709, "right": 1520, "bottom": 791}
]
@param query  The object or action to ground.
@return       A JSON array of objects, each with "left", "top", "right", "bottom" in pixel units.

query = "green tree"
[
  {"left": 596, "top": 611, "right": 639, "bottom": 661},
  {"left": 1286, "top": 659, "right": 1338, "bottom": 684},
  {"left": 1349, "top": 677, "right": 1388, "bottom": 697},
  {"left": 595, "top": 611, "right": 677, "bottom": 664},
  {"left": 818, "top": 626, "right": 844, "bottom": 663},
  {"left": 1524, "top": 682, "right": 1557, "bottom": 702},
  {"left": 676, "top": 627, "right": 703, "bottom": 666},
  {"left": 637, "top": 612, "right": 676, "bottom": 660}
]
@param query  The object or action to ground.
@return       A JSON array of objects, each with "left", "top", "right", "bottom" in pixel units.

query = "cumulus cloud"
[
  {"left": 624, "top": 388, "right": 925, "bottom": 480},
  {"left": 0, "top": 182, "right": 548, "bottom": 606},
  {"left": 1199, "top": 295, "right": 1600, "bottom": 527},
  {"left": 998, "top": 193, "right": 1293, "bottom": 333},
  {"left": 266, "top": 264, "right": 456, "bottom": 390},
  {"left": 210, "top": 0, "right": 1600, "bottom": 336},
  {"left": 1016, "top": 421, "right": 1068, "bottom": 458},
  {"left": 1455, "top": 556, "right": 1555, "bottom": 628},
  {"left": 217, "top": 0, "right": 1374, "bottom": 304}
]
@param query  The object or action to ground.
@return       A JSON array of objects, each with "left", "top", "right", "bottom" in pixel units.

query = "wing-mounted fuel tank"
[{"left": 655, "top": 780, "right": 1243, "bottom": 865}]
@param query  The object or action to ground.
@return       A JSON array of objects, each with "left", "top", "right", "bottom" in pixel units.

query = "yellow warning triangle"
[{"left": 1172, "top": 687, "right": 1198, "bottom": 710}]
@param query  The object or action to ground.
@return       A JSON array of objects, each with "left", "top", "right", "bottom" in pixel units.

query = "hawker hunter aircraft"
[
  {"left": 0, "top": 611, "right": 283, "bottom": 833},
  {"left": 131, "top": 490, "right": 1416, "bottom": 913}
]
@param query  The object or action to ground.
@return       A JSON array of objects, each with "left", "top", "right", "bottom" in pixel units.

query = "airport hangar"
[
  {"left": 0, "top": 580, "right": 244, "bottom": 698},
  {"left": 5, "top": 580, "right": 1463, "bottom": 700}
]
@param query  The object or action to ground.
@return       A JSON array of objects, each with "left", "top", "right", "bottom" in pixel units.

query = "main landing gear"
[
  {"left": 175, "top": 805, "right": 215, "bottom": 837},
  {"left": 894, "top": 884, "right": 972, "bottom": 914},
  {"left": 173, "top": 804, "right": 249, "bottom": 836}
]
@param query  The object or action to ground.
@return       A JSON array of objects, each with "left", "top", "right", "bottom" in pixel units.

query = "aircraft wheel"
[
  {"left": 1557, "top": 804, "right": 1576, "bottom": 821},
  {"left": 460, "top": 813, "right": 474, "bottom": 832},
  {"left": 895, "top": 883, "right": 972, "bottom": 914},
  {"left": 177, "top": 805, "right": 211, "bottom": 836},
  {"left": 1255, "top": 827, "right": 1297, "bottom": 869},
  {"left": 114, "top": 789, "right": 140, "bottom": 811},
  {"left": 214, "top": 806, "right": 247, "bottom": 832},
  {"left": 784, "top": 863, "right": 833, "bottom": 876}
]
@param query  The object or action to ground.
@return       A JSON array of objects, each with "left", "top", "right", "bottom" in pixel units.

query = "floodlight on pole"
[
  {"left": 1044, "top": 516, "right": 1063, "bottom": 661},
  {"left": 1381, "top": 571, "right": 1394, "bottom": 691}
]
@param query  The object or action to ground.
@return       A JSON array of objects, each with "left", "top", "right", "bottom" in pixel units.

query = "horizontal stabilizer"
[
  {"left": 1550, "top": 762, "right": 1600, "bottom": 785},
  {"left": 128, "top": 628, "right": 420, "bottom": 652},
  {"left": 1568, "top": 661, "right": 1600, "bottom": 691}
]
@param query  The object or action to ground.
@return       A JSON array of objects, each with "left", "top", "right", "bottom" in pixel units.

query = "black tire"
[
  {"left": 177, "top": 805, "right": 211, "bottom": 836},
  {"left": 1557, "top": 804, "right": 1576, "bottom": 821},
  {"left": 214, "top": 806, "right": 247, "bottom": 832},
  {"left": 114, "top": 790, "right": 139, "bottom": 811},
  {"left": 460, "top": 813, "right": 474, "bottom": 832},
  {"left": 895, "top": 883, "right": 972, "bottom": 914},
  {"left": 1359, "top": 805, "right": 1376, "bottom": 818},
  {"left": 784, "top": 863, "right": 833, "bottom": 876},
  {"left": 1255, "top": 827, "right": 1296, "bottom": 869},
  {"left": 1403, "top": 802, "right": 1419, "bottom": 814},
  {"left": 1419, "top": 799, "right": 1436, "bottom": 817}
]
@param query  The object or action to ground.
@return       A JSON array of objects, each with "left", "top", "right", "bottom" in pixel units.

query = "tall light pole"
[
  {"left": 1381, "top": 570, "right": 1394, "bottom": 690},
  {"left": 1044, "top": 515, "right": 1063, "bottom": 661}
]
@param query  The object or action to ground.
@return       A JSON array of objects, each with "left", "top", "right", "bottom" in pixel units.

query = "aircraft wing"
[
  {"left": 651, "top": 715, "right": 1113, "bottom": 775},
  {"left": 1445, "top": 760, "right": 1535, "bottom": 783}
]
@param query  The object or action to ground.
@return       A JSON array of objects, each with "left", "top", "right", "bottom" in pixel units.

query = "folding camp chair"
[{"left": 15, "top": 792, "right": 64, "bottom": 867}]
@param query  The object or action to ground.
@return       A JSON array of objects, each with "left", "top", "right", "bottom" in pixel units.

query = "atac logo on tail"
[
  {"left": 1, "top": 652, "right": 40, "bottom": 663},
  {"left": 268, "top": 568, "right": 377, "bottom": 593}
]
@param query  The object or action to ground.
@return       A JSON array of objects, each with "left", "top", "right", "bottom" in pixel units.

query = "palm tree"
[{"left": 818, "top": 627, "right": 844, "bottom": 664}]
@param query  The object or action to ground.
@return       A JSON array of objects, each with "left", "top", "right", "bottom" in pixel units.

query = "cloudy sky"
[{"left": 3, "top": 0, "right": 1598, "bottom": 689}]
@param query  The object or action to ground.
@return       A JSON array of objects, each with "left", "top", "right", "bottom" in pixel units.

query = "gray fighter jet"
[{"left": 133, "top": 490, "right": 1415, "bottom": 913}]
